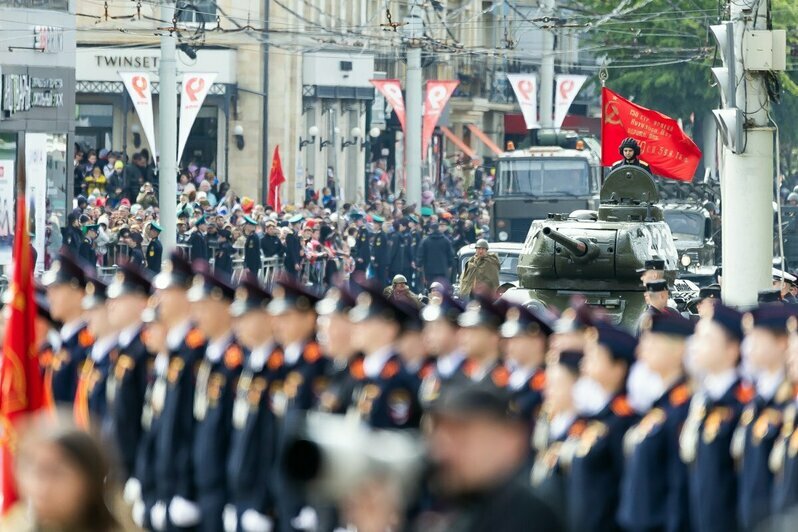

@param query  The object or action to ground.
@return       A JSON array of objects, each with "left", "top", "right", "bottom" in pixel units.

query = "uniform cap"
[
  {"left": 553, "top": 302, "right": 594, "bottom": 334},
  {"left": 316, "top": 284, "right": 358, "bottom": 316},
  {"left": 757, "top": 289, "right": 782, "bottom": 304},
  {"left": 187, "top": 260, "right": 236, "bottom": 303},
  {"left": 500, "top": 304, "right": 554, "bottom": 339},
  {"left": 348, "top": 279, "right": 403, "bottom": 324},
  {"left": 421, "top": 290, "right": 465, "bottom": 324},
  {"left": 288, "top": 214, "right": 304, "bottom": 224},
  {"left": 420, "top": 206, "right": 434, "bottom": 217},
  {"left": 42, "top": 249, "right": 89, "bottom": 289},
  {"left": 457, "top": 292, "right": 504, "bottom": 330},
  {"left": 153, "top": 251, "right": 194, "bottom": 290},
  {"left": 640, "top": 312, "right": 694, "bottom": 337},
  {"left": 475, "top": 239, "right": 489, "bottom": 249},
  {"left": 195, "top": 215, "right": 207, "bottom": 227},
  {"left": 267, "top": 274, "right": 322, "bottom": 315},
  {"left": 371, "top": 215, "right": 384, "bottom": 224},
  {"left": 34, "top": 282, "right": 60, "bottom": 327},
  {"left": 705, "top": 303, "right": 744, "bottom": 342},
  {"left": 556, "top": 350, "right": 583, "bottom": 375},
  {"left": 590, "top": 322, "right": 637, "bottom": 364},
  {"left": 392, "top": 274, "right": 408, "bottom": 285},
  {"left": 149, "top": 222, "right": 163, "bottom": 232},
  {"left": 107, "top": 259, "right": 152, "bottom": 299},
  {"left": 81, "top": 274, "right": 109, "bottom": 310},
  {"left": 698, "top": 284, "right": 722, "bottom": 301},
  {"left": 636, "top": 259, "right": 666, "bottom": 273},
  {"left": 645, "top": 280, "right": 669, "bottom": 293},
  {"left": 230, "top": 272, "right": 272, "bottom": 317},
  {"left": 243, "top": 215, "right": 257, "bottom": 226},
  {"left": 744, "top": 305, "right": 796, "bottom": 333}
]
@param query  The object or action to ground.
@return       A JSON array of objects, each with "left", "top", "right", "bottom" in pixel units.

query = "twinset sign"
[
  {"left": 33, "top": 26, "right": 64, "bottom": 53},
  {"left": 1, "top": 73, "right": 64, "bottom": 117}
]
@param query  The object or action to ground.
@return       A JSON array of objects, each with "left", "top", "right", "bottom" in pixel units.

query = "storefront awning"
[
  {"left": 466, "top": 124, "right": 503, "bottom": 156},
  {"left": 440, "top": 126, "right": 479, "bottom": 161}
]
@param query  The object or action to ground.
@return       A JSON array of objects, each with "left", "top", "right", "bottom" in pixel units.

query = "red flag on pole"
[
  {"left": 601, "top": 87, "right": 702, "bottom": 182},
  {"left": 267, "top": 146, "right": 286, "bottom": 212},
  {"left": 0, "top": 190, "right": 44, "bottom": 513}
]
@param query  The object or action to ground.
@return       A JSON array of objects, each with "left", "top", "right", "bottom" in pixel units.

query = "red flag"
[
  {"left": 422, "top": 80, "right": 459, "bottom": 158},
  {"left": 267, "top": 146, "right": 286, "bottom": 212},
  {"left": 601, "top": 87, "right": 701, "bottom": 182},
  {"left": 371, "top": 80, "right": 406, "bottom": 133},
  {"left": 1, "top": 193, "right": 44, "bottom": 513}
]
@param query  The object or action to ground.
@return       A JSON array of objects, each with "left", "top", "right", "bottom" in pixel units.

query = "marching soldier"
[
  {"left": 394, "top": 300, "right": 430, "bottom": 393},
  {"left": 33, "top": 284, "right": 62, "bottom": 391},
  {"left": 189, "top": 215, "right": 209, "bottom": 261},
  {"left": 618, "top": 313, "right": 694, "bottom": 532},
  {"left": 419, "top": 289, "right": 467, "bottom": 407},
  {"left": 771, "top": 313, "right": 798, "bottom": 517},
  {"left": 186, "top": 260, "right": 244, "bottom": 532},
  {"left": 149, "top": 251, "right": 208, "bottom": 531},
  {"left": 146, "top": 222, "right": 163, "bottom": 274},
  {"left": 679, "top": 303, "right": 752, "bottom": 532},
  {"left": 315, "top": 284, "right": 359, "bottom": 414},
  {"left": 227, "top": 273, "right": 281, "bottom": 532},
  {"left": 243, "top": 215, "right": 262, "bottom": 276},
  {"left": 567, "top": 321, "right": 638, "bottom": 532},
  {"left": 347, "top": 280, "right": 422, "bottom": 430},
  {"left": 43, "top": 251, "right": 94, "bottom": 405},
  {"left": 735, "top": 305, "right": 793, "bottom": 530},
  {"left": 457, "top": 292, "right": 509, "bottom": 387},
  {"left": 106, "top": 261, "right": 155, "bottom": 481},
  {"left": 549, "top": 302, "right": 593, "bottom": 359},
  {"left": 75, "top": 274, "right": 115, "bottom": 428},
  {"left": 501, "top": 304, "right": 552, "bottom": 428}
]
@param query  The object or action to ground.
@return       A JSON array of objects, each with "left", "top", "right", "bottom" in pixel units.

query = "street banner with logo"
[
  {"left": 422, "top": 80, "right": 459, "bottom": 158},
  {"left": 120, "top": 72, "right": 157, "bottom": 157},
  {"left": 507, "top": 74, "right": 539, "bottom": 129},
  {"left": 601, "top": 87, "right": 701, "bottom": 182},
  {"left": 371, "top": 79, "right": 406, "bottom": 132},
  {"left": 554, "top": 75, "right": 588, "bottom": 129},
  {"left": 24, "top": 133, "right": 47, "bottom": 273},
  {"left": 178, "top": 73, "right": 217, "bottom": 164}
]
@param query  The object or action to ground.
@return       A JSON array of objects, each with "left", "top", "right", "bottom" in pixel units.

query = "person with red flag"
[
  {"left": 0, "top": 193, "right": 46, "bottom": 515},
  {"left": 601, "top": 87, "right": 701, "bottom": 182}
]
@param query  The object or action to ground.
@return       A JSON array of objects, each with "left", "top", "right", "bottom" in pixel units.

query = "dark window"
[{"left": 176, "top": 0, "right": 217, "bottom": 24}]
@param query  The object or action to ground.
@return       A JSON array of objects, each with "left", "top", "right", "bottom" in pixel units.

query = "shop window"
[
  {"left": 75, "top": 104, "right": 113, "bottom": 153},
  {"left": 177, "top": 0, "right": 218, "bottom": 24},
  {"left": 180, "top": 106, "right": 218, "bottom": 171}
]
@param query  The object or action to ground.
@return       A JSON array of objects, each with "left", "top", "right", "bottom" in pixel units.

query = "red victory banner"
[
  {"left": 601, "top": 87, "right": 701, "bottom": 182},
  {"left": 0, "top": 179, "right": 44, "bottom": 513},
  {"left": 267, "top": 146, "right": 286, "bottom": 212},
  {"left": 422, "top": 80, "right": 459, "bottom": 158},
  {"left": 371, "top": 80, "right": 406, "bottom": 133}
]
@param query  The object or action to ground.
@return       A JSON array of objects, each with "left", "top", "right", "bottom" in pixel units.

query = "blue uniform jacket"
[
  {"left": 349, "top": 354, "right": 421, "bottom": 430},
  {"left": 49, "top": 324, "right": 93, "bottom": 404}
]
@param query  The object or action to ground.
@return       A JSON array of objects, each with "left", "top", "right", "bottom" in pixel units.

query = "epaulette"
[
  {"left": 531, "top": 371, "right": 546, "bottom": 392},
  {"left": 303, "top": 342, "right": 321, "bottom": 364},
  {"left": 78, "top": 329, "right": 94, "bottom": 348},
  {"left": 669, "top": 383, "right": 691, "bottom": 407},
  {"left": 349, "top": 358, "right": 365, "bottom": 380},
  {"left": 611, "top": 395, "right": 635, "bottom": 417},
  {"left": 224, "top": 345, "right": 243, "bottom": 370},
  {"left": 568, "top": 419, "right": 587, "bottom": 438},
  {"left": 380, "top": 359, "right": 400, "bottom": 380},
  {"left": 419, "top": 360, "right": 435, "bottom": 379},
  {"left": 735, "top": 382, "right": 755, "bottom": 404},
  {"left": 462, "top": 359, "right": 477, "bottom": 377},
  {"left": 491, "top": 365, "right": 510, "bottom": 388},
  {"left": 267, "top": 349, "right": 284, "bottom": 371},
  {"left": 186, "top": 329, "right": 205, "bottom": 349},
  {"left": 639, "top": 160, "right": 650, "bottom": 168}
]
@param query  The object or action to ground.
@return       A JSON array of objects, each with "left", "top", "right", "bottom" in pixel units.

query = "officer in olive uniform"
[
  {"left": 611, "top": 137, "right": 651, "bottom": 172},
  {"left": 418, "top": 290, "right": 468, "bottom": 407},
  {"left": 43, "top": 251, "right": 94, "bottom": 405},
  {"left": 618, "top": 313, "right": 694, "bottom": 532},
  {"left": 149, "top": 251, "right": 208, "bottom": 531},
  {"left": 184, "top": 260, "right": 244, "bottom": 532},
  {"left": 680, "top": 304, "right": 752, "bottom": 532},
  {"left": 347, "top": 279, "right": 422, "bottom": 430},
  {"left": 457, "top": 293, "right": 509, "bottom": 388},
  {"left": 351, "top": 212, "right": 371, "bottom": 274},
  {"left": 735, "top": 305, "right": 794, "bottom": 530},
  {"left": 79, "top": 223, "right": 98, "bottom": 266},
  {"left": 227, "top": 273, "right": 282, "bottom": 532},
  {"left": 567, "top": 321, "right": 639, "bottom": 532},
  {"left": 75, "top": 274, "right": 115, "bottom": 426},
  {"left": 106, "top": 261, "right": 155, "bottom": 481},
  {"left": 189, "top": 216, "right": 209, "bottom": 262},
  {"left": 146, "top": 222, "right": 164, "bottom": 274},
  {"left": 370, "top": 216, "right": 389, "bottom": 286},
  {"left": 501, "top": 304, "right": 552, "bottom": 427},
  {"left": 243, "top": 215, "right": 262, "bottom": 276}
]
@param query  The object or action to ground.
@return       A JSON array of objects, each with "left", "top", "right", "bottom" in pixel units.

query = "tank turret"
[{"left": 503, "top": 165, "right": 679, "bottom": 330}]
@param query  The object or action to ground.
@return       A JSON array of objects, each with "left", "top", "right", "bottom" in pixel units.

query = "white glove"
[
  {"left": 132, "top": 499, "right": 146, "bottom": 528},
  {"left": 241, "top": 509, "right": 274, "bottom": 532},
  {"left": 224, "top": 504, "right": 238, "bottom": 532},
  {"left": 290, "top": 506, "right": 318, "bottom": 531},
  {"left": 169, "top": 496, "right": 202, "bottom": 527},
  {"left": 151, "top": 500, "right": 167, "bottom": 532},
  {"left": 123, "top": 477, "right": 143, "bottom": 505}
]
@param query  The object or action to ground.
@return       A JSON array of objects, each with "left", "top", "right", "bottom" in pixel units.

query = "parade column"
[
  {"left": 712, "top": 0, "right": 784, "bottom": 306},
  {"left": 158, "top": 0, "right": 178, "bottom": 254}
]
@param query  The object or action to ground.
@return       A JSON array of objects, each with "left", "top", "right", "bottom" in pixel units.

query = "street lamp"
[
  {"left": 360, "top": 126, "right": 381, "bottom": 149},
  {"left": 299, "top": 125, "right": 319, "bottom": 151},
  {"left": 341, "top": 126, "right": 363, "bottom": 151},
  {"left": 320, "top": 127, "right": 339, "bottom": 151}
]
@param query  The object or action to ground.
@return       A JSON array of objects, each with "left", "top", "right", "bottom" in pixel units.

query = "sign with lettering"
[
  {"left": 1, "top": 73, "right": 64, "bottom": 117},
  {"left": 76, "top": 48, "right": 237, "bottom": 84},
  {"left": 33, "top": 26, "right": 64, "bottom": 53},
  {"left": 0, "top": 0, "right": 68, "bottom": 10}
]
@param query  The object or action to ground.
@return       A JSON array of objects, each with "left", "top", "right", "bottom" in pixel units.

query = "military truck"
[
  {"left": 502, "top": 165, "right": 679, "bottom": 331},
  {"left": 491, "top": 132, "right": 602, "bottom": 243},
  {"left": 662, "top": 202, "right": 717, "bottom": 285}
]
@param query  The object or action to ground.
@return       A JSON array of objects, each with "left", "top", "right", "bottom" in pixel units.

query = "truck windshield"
[
  {"left": 664, "top": 210, "right": 704, "bottom": 240},
  {"left": 496, "top": 158, "right": 590, "bottom": 197}
]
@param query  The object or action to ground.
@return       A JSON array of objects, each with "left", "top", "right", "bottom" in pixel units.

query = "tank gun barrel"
[{"left": 542, "top": 226, "right": 598, "bottom": 259}]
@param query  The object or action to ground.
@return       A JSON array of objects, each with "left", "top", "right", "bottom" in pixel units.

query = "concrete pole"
[
  {"left": 720, "top": 0, "right": 773, "bottom": 306},
  {"left": 158, "top": 0, "right": 178, "bottom": 254},
  {"left": 538, "top": 0, "right": 556, "bottom": 128},
  {"left": 405, "top": 45, "right": 422, "bottom": 207}
]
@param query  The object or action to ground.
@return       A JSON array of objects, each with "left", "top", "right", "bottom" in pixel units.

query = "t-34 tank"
[{"left": 502, "top": 165, "right": 678, "bottom": 331}]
